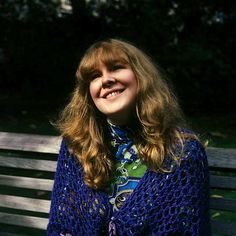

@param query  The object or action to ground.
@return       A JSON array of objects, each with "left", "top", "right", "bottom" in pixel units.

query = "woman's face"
[{"left": 89, "top": 60, "right": 138, "bottom": 125}]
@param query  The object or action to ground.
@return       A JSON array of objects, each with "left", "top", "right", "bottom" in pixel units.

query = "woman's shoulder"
[
  {"left": 59, "top": 138, "right": 77, "bottom": 156},
  {"left": 175, "top": 128, "right": 207, "bottom": 162},
  {"left": 56, "top": 138, "right": 83, "bottom": 175},
  {"left": 178, "top": 134, "right": 208, "bottom": 173},
  {"left": 58, "top": 138, "right": 80, "bottom": 164},
  {"left": 58, "top": 138, "right": 70, "bottom": 157},
  {"left": 162, "top": 130, "right": 209, "bottom": 183}
]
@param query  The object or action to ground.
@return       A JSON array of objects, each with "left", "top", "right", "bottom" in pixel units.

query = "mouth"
[{"left": 103, "top": 89, "right": 124, "bottom": 99}]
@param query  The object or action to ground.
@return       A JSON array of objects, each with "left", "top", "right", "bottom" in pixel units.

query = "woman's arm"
[
  {"left": 173, "top": 139, "right": 211, "bottom": 235},
  {"left": 46, "top": 140, "right": 76, "bottom": 235}
]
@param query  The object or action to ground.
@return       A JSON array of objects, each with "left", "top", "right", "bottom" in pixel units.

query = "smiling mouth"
[{"left": 104, "top": 90, "right": 124, "bottom": 99}]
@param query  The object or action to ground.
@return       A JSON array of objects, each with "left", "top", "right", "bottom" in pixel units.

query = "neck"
[{"left": 107, "top": 117, "right": 129, "bottom": 126}]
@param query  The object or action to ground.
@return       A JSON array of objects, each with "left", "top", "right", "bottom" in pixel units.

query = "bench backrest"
[{"left": 0, "top": 132, "right": 236, "bottom": 235}]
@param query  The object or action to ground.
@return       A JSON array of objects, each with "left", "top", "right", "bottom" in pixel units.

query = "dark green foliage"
[{"left": 0, "top": 0, "right": 235, "bottom": 114}]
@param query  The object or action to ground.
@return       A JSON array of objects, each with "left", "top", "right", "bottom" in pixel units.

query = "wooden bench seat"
[{"left": 0, "top": 131, "right": 235, "bottom": 235}]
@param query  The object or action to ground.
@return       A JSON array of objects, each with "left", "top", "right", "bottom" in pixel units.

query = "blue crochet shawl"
[{"left": 47, "top": 138, "right": 210, "bottom": 235}]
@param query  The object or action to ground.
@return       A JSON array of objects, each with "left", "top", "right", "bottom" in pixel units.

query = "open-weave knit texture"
[{"left": 47, "top": 139, "right": 210, "bottom": 235}]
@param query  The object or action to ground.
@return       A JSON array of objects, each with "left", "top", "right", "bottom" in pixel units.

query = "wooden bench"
[{"left": 0, "top": 131, "right": 235, "bottom": 235}]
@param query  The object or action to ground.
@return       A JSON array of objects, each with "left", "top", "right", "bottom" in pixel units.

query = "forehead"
[{"left": 82, "top": 45, "right": 129, "bottom": 71}]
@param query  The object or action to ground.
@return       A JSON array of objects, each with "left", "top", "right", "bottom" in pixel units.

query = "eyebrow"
[{"left": 102, "top": 58, "right": 128, "bottom": 68}]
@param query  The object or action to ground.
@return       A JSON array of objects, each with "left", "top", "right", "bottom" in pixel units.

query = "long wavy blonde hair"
[{"left": 57, "top": 39, "right": 196, "bottom": 189}]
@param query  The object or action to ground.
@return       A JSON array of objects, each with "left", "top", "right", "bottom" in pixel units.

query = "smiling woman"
[
  {"left": 47, "top": 39, "right": 210, "bottom": 235},
  {"left": 89, "top": 62, "right": 137, "bottom": 125}
]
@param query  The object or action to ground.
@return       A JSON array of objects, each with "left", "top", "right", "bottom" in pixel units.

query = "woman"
[{"left": 47, "top": 39, "right": 210, "bottom": 235}]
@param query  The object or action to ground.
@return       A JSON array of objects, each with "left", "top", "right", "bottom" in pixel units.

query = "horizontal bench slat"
[
  {"left": 0, "top": 194, "right": 50, "bottom": 213},
  {"left": 2, "top": 174, "right": 235, "bottom": 192},
  {"left": 0, "top": 132, "right": 61, "bottom": 154},
  {"left": 207, "top": 147, "right": 236, "bottom": 169},
  {"left": 1, "top": 212, "right": 236, "bottom": 234},
  {"left": 0, "top": 156, "right": 57, "bottom": 172},
  {"left": 1, "top": 193, "right": 235, "bottom": 214},
  {"left": 210, "top": 175, "right": 236, "bottom": 190},
  {"left": 0, "top": 232, "right": 27, "bottom": 236},
  {"left": 1, "top": 132, "right": 236, "bottom": 165},
  {"left": 211, "top": 219, "right": 236, "bottom": 235},
  {"left": 0, "top": 174, "right": 54, "bottom": 191},
  {"left": 0, "top": 212, "right": 48, "bottom": 230},
  {"left": 210, "top": 197, "right": 236, "bottom": 212},
  {"left": 0, "top": 132, "right": 236, "bottom": 169}
]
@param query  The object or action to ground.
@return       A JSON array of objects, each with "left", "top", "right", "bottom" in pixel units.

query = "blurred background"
[{"left": 0, "top": 0, "right": 235, "bottom": 147}]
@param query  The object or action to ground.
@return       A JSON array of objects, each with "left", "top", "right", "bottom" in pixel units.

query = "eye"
[
  {"left": 111, "top": 64, "right": 125, "bottom": 71},
  {"left": 90, "top": 71, "right": 101, "bottom": 81}
]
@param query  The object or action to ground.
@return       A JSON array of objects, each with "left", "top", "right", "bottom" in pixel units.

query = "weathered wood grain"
[
  {"left": 0, "top": 155, "right": 57, "bottom": 171},
  {"left": 210, "top": 197, "right": 236, "bottom": 212},
  {"left": 0, "top": 212, "right": 48, "bottom": 230},
  {"left": 0, "top": 174, "right": 54, "bottom": 191},
  {"left": 210, "top": 175, "right": 236, "bottom": 190},
  {"left": 0, "top": 132, "right": 61, "bottom": 154},
  {"left": 207, "top": 147, "right": 236, "bottom": 169},
  {"left": 0, "top": 194, "right": 50, "bottom": 213}
]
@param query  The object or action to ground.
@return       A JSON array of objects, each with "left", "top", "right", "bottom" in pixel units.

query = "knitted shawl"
[{"left": 47, "top": 139, "right": 210, "bottom": 235}]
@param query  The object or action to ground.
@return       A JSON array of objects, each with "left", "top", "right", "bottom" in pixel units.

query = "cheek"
[
  {"left": 129, "top": 75, "right": 138, "bottom": 95},
  {"left": 89, "top": 82, "right": 97, "bottom": 101}
]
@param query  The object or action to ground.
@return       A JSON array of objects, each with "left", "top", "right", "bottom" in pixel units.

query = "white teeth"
[{"left": 106, "top": 91, "right": 120, "bottom": 98}]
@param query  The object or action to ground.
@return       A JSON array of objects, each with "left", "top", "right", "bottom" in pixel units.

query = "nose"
[{"left": 101, "top": 76, "right": 116, "bottom": 88}]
